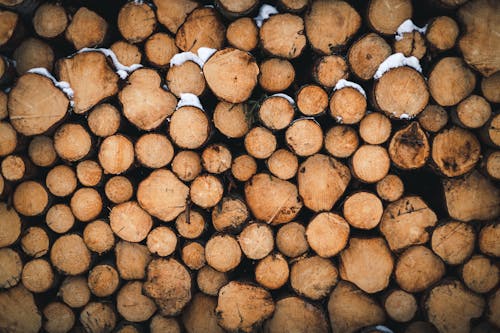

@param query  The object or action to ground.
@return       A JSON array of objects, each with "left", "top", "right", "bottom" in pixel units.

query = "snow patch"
[
  {"left": 254, "top": 4, "right": 278, "bottom": 27},
  {"left": 374, "top": 326, "right": 394, "bottom": 333},
  {"left": 177, "top": 93, "right": 204, "bottom": 110},
  {"left": 396, "top": 113, "right": 413, "bottom": 120},
  {"left": 334, "top": 79, "right": 366, "bottom": 98},
  {"left": 28, "top": 67, "right": 75, "bottom": 106},
  {"left": 271, "top": 93, "right": 295, "bottom": 105},
  {"left": 78, "top": 47, "right": 143, "bottom": 79},
  {"left": 205, "top": 4, "right": 214, "bottom": 8},
  {"left": 170, "top": 47, "right": 217, "bottom": 68},
  {"left": 373, "top": 53, "right": 422, "bottom": 80},
  {"left": 395, "top": 19, "right": 427, "bottom": 41},
  {"left": 133, "top": 0, "right": 144, "bottom": 4},
  {"left": 335, "top": 116, "right": 343, "bottom": 124}
]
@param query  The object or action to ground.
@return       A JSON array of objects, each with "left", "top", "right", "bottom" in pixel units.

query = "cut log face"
[
  {"left": 205, "top": 234, "right": 241, "bottom": 272},
  {"left": 260, "top": 14, "right": 306, "bottom": 59},
  {"left": 65, "top": 7, "right": 107, "bottom": 50},
  {"left": 0, "top": 285, "right": 42, "bottom": 333},
  {"left": 348, "top": 33, "right": 392, "bottom": 80},
  {"left": 418, "top": 104, "right": 448, "bottom": 133},
  {"left": 169, "top": 107, "right": 210, "bottom": 150},
  {"left": 479, "top": 224, "right": 500, "bottom": 257},
  {"left": 119, "top": 68, "right": 177, "bottom": 130},
  {"left": 13, "top": 181, "right": 48, "bottom": 216},
  {"left": 144, "top": 258, "right": 192, "bottom": 316},
  {"left": 212, "top": 197, "right": 248, "bottom": 232},
  {"left": 13, "top": 38, "right": 54, "bottom": 75},
  {"left": 42, "top": 302, "right": 75, "bottom": 333},
  {"left": 258, "top": 96, "right": 294, "bottom": 130},
  {"left": 351, "top": 145, "right": 390, "bottom": 183},
  {"left": 305, "top": 0, "right": 361, "bottom": 53},
  {"left": 175, "top": 7, "right": 225, "bottom": 53},
  {"left": 329, "top": 87, "right": 367, "bottom": 124},
  {"left": 431, "top": 221, "right": 475, "bottom": 265},
  {"left": 227, "top": 18, "right": 258, "bottom": 52},
  {"left": 115, "top": 241, "right": 151, "bottom": 280},
  {"left": 296, "top": 84, "right": 328, "bottom": 116},
  {"left": 367, "top": 0, "right": 412, "bottom": 35},
  {"left": 204, "top": 48, "right": 259, "bottom": 103},
  {"left": 0, "top": 247, "right": 22, "bottom": 289},
  {"left": 33, "top": 3, "right": 67, "bottom": 39},
  {"left": 21, "top": 227, "right": 49, "bottom": 258},
  {"left": 153, "top": 0, "right": 199, "bottom": 34},
  {"left": 380, "top": 196, "right": 437, "bottom": 251},
  {"left": 394, "top": 31, "right": 426, "bottom": 59},
  {"left": 0, "top": 202, "right": 21, "bottom": 248},
  {"left": 384, "top": 290, "right": 417, "bottom": 323},
  {"left": 306, "top": 212, "right": 350, "bottom": 258},
  {"left": 57, "top": 52, "right": 119, "bottom": 114},
  {"left": 325, "top": 125, "right": 359, "bottom": 158},
  {"left": 182, "top": 293, "right": 224, "bottom": 333},
  {"left": 172, "top": 151, "right": 202, "bottom": 182},
  {"left": 276, "top": 222, "right": 308, "bottom": 258},
  {"left": 481, "top": 71, "right": 500, "bottom": 103},
  {"left": 213, "top": 102, "right": 250, "bottom": 138},
  {"left": 343, "top": 192, "right": 383, "bottom": 229},
  {"left": 0, "top": 10, "right": 19, "bottom": 47},
  {"left": 110, "top": 201, "right": 153, "bottom": 243},
  {"left": 80, "top": 302, "right": 117, "bottom": 333},
  {"left": 111, "top": 41, "right": 142, "bottom": 67},
  {"left": 313, "top": 55, "right": 349, "bottom": 88},
  {"left": 147, "top": 226, "right": 177, "bottom": 257},
  {"left": 166, "top": 61, "right": 206, "bottom": 97},
  {"left": 216, "top": 281, "right": 275, "bottom": 333},
  {"left": 389, "top": 122, "right": 430, "bottom": 170},
  {"left": 426, "top": 16, "right": 459, "bottom": 51},
  {"left": 117, "top": 281, "right": 157, "bottom": 323},
  {"left": 238, "top": 222, "right": 274, "bottom": 260},
  {"left": 83, "top": 220, "right": 115, "bottom": 255},
  {"left": 50, "top": 234, "right": 91, "bottom": 275},
  {"left": 118, "top": 2, "right": 156, "bottom": 44},
  {"left": 286, "top": 119, "right": 323, "bottom": 156},
  {"left": 197, "top": 266, "right": 228, "bottom": 297},
  {"left": 461, "top": 255, "right": 499, "bottom": 294},
  {"left": 290, "top": 256, "right": 338, "bottom": 300},
  {"left": 8, "top": 73, "right": 68, "bottom": 136},
  {"left": 245, "top": 173, "right": 302, "bottom": 224},
  {"left": 255, "top": 253, "right": 289, "bottom": 290}
]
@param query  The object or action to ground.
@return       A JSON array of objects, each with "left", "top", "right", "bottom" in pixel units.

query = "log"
[
  {"left": 50, "top": 234, "right": 91, "bottom": 275},
  {"left": 181, "top": 242, "right": 205, "bottom": 270},
  {"left": 65, "top": 7, "right": 107, "bottom": 50},
  {"left": 110, "top": 201, "right": 152, "bottom": 242},
  {"left": 213, "top": 102, "right": 250, "bottom": 139},
  {"left": 1, "top": 154, "right": 33, "bottom": 182},
  {"left": 0, "top": 121, "right": 17, "bottom": 156},
  {"left": 313, "top": 55, "right": 348, "bottom": 88},
  {"left": 266, "top": 149, "right": 298, "bottom": 180},
  {"left": 150, "top": 315, "right": 181, "bottom": 333},
  {"left": 171, "top": 150, "right": 202, "bottom": 182},
  {"left": 104, "top": 176, "right": 133, "bottom": 204},
  {"left": 330, "top": 85, "right": 367, "bottom": 124},
  {"left": 87, "top": 104, "right": 121, "bottom": 138},
  {"left": 231, "top": 154, "right": 257, "bottom": 182},
  {"left": 0, "top": 203, "right": 20, "bottom": 248},
  {"left": 135, "top": 133, "right": 174, "bottom": 169},
  {"left": 216, "top": 0, "right": 258, "bottom": 18},
  {"left": 70, "top": 187, "right": 102, "bottom": 222},
  {"left": 348, "top": 33, "right": 391, "bottom": 80},
  {"left": 13, "top": 180, "right": 48, "bottom": 216},
  {"left": 79, "top": 302, "right": 117, "bottom": 333},
  {"left": 182, "top": 293, "right": 224, "bottom": 333},
  {"left": 116, "top": 281, "right": 156, "bottom": 323},
  {"left": 175, "top": 7, "right": 225, "bottom": 53},
  {"left": 76, "top": 160, "right": 102, "bottom": 187},
  {"left": 359, "top": 112, "right": 391, "bottom": 145},
  {"left": 110, "top": 40, "right": 142, "bottom": 67},
  {"left": 482, "top": 150, "right": 500, "bottom": 181},
  {"left": 426, "top": 16, "right": 459, "bottom": 51},
  {"left": 54, "top": 123, "right": 92, "bottom": 162},
  {"left": 117, "top": 2, "right": 156, "bottom": 44},
  {"left": 46, "top": 203, "right": 74, "bottom": 234},
  {"left": 42, "top": 302, "right": 75, "bottom": 333},
  {"left": 417, "top": 104, "right": 448, "bottom": 133},
  {"left": 324, "top": 125, "right": 359, "bottom": 158},
  {"left": 83, "top": 220, "right": 115, "bottom": 255},
  {"left": 258, "top": 95, "right": 294, "bottom": 130},
  {"left": 166, "top": 60, "right": 206, "bottom": 97},
  {"left": 196, "top": 265, "right": 228, "bottom": 296},
  {"left": 452, "top": 95, "right": 491, "bottom": 129},
  {"left": 146, "top": 226, "right": 177, "bottom": 257},
  {"left": 0, "top": 9, "right": 24, "bottom": 51},
  {"left": 260, "top": 13, "right": 306, "bottom": 58},
  {"left": 393, "top": 31, "right": 426, "bottom": 59},
  {"left": 384, "top": 289, "right": 417, "bottom": 323},
  {"left": 176, "top": 210, "right": 205, "bottom": 239},
  {"left": 12, "top": 37, "right": 53, "bottom": 74},
  {"left": 479, "top": 223, "right": 500, "bottom": 257},
  {"left": 169, "top": 106, "right": 210, "bottom": 149},
  {"left": 205, "top": 234, "right": 241, "bottom": 272},
  {"left": 245, "top": 126, "right": 277, "bottom": 159},
  {"left": 255, "top": 253, "right": 289, "bottom": 290},
  {"left": 276, "top": 222, "right": 309, "bottom": 258},
  {"left": 32, "top": 3, "right": 67, "bottom": 39},
  {"left": 0, "top": 285, "right": 41, "bottom": 333},
  {"left": 351, "top": 145, "right": 390, "bottom": 183},
  {"left": 481, "top": 71, "right": 500, "bottom": 103},
  {"left": 343, "top": 191, "right": 383, "bottom": 229},
  {"left": 20, "top": 226, "right": 49, "bottom": 258},
  {"left": 488, "top": 289, "right": 500, "bottom": 329},
  {"left": 306, "top": 212, "right": 350, "bottom": 257},
  {"left": 290, "top": 255, "right": 338, "bottom": 300},
  {"left": 190, "top": 174, "right": 224, "bottom": 208},
  {"left": 58, "top": 275, "right": 90, "bottom": 309},
  {"left": 238, "top": 222, "right": 274, "bottom": 260},
  {"left": 88, "top": 264, "right": 120, "bottom": 297},
  {"left": 367, "top": 0, "right": 412, "bottom": 35},
  {"left": 28, "top": 135, "right": 56, "bottom": 167},
  {"left": 389, "top": 122, "right": 430, "bottom": 170},
  {"left": 461, "top": 255, "right": 499, "bottom": 294},
  {"left": 286, "top": 118, "right": 323, "bottom": 156},
  {"left": 115, "top": 241, "right": 151, "bottom": 280},
  {"left": 431, "top": 221, "right": 475, "bottom": 265},
  {"left": 296, "top": 84, "right": 328, "bottom": 116},
  {"left": 227, "top": 18, "right": 258, "bottom": 52},
  {"left": 0, "top": 247, "right": 22, "bottom": 288},
  {"left": 153, "top": 0, "right": 199, "bottom": 34},
  {"left": 212, "top": 197, "right": 248, "bottom": 232},
  {"left": 201, "top": 144, "right": 232, "bottom": 174}
]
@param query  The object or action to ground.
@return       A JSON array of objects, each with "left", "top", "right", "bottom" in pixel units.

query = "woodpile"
[{"left": 0, "top": 0, "right": 499, "bottom": 332}]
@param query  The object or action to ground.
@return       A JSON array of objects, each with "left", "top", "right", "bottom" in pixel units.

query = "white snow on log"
[
  {"left": 395, "top": 19, "right": 427, "bottom": 41},
  {"left": 375, "top": 326, "right": 394, "bottom": 333},
  {"left": 27, "top": 67, "right": 75, "bottom": 106},
  {"left": 397, "top": 113, "right": 413, "bottom": 120},
  {"left": 170, "top": 47, "right": 217, "bottom": 68},
  {"left": 334, "top": 79, "right": 366, "bottom": 97},
  {"left": 373, "top": 53, "right": 422, "bottom": 80},
  {"left": 254, "top": 4, "right": 278, "bottom": 28},
  {"left": 271, "top": 93, "right": 295, "bottom": 104},
  {"left": 78, "top": 47, "right": 143, "bottom": 79},
  {"left": 177, "top": 93, "right": 204, "bottom": 110},
  {"left": 205, "top": 4, "right": 214, "bottom": 8},
  {"left": 335, "top": 116, "right": 343, "bottom": 123}
]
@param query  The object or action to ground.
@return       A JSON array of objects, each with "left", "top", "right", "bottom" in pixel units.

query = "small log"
[
  {"left": 0, "top": 121, "right": 17, "bottom": 156},
  {"left": 110, "top": 201, "right": 152, "bottom": 243},
  {"left": 482, "top": 150, "right": 500, "bottom": 181},
  {"left": 83, "top": 220, "right": 115, "bottom": 255},
  {"left": 212, "top": 197, "right": 248, "bottom": 232},
  {"left": 181, "top": 242, "right": 205, "bottom": 270},
  {"left": 166, "top": 60, "right": 206, "bottom": 97},
  {"left": 384, "top": 289, "right": 417, "bottom": 323},
  {"left": 245, "top": 126, "right": 277, "bottom": 159},
  {"left": 286, "top": 118, "right": 323, "bottom": 156},
  {"left": 1, "top": 154, "right": 33, "bottom": 182},
  {"left": 263, "top": 296, "right": 329, "bottom": 333},
  {"left": 79, "top": 302, "right": 117, "bottom": 333},
  {"left": 205, "top": 234, "right": 241, "bottom": 272},
  {"left": 216, "top": 281, "right": 275, "bottom": 333},
  {"left": 28, "top": 135, "right": 56, "bottom": 167},
  {"left": 330, "top": 86, "right": 367, "bottom": 124},
  {"left": 76, "top": 160, "right": 102, "bottom": 187},
  {"left": 150, "top": 315, "right": 181, "bottom": 333},
  {"left": 431, "top": 221, "right": 475, "bottom": 265},
  {"left": 0, "top": 285, "right": 42, "bottom": 333},
  {"left": 143, "top": 258, "right": 192, "bottom": 316},
  {"left": 0, "top": 203, "right": 20, "bottom": 248},
  {"left": 42, "top": 302, "right": 75, "bottom": 333},
  {"left": 204, "top": 48, "right": 259, "bottom": 103},
  {"left": 0, "top": 91, "right": 7, "bottom": 119},
  {"left": 452, "top": 95, "right": 491, "bottom": 129},
  {"left": 54, "top": 123, "right": 91, "bottom": 162},
  {"left": 488, "top": 289, "right": 500, "bottom": 328},
  {"left": 426, "top": 16, "right": 459, "bottom": 51},
  {"left": 87, "top": 104, "right": 121, "bottom": 138},
  {"left": 88, "top": 264, "right": 120, "bottom": 297},
  {"left": 213, "top": 102, "right": 250, "bottom": 139},
  {"left": 245, "top": 173, "right": 302, "bottom": 224},
  {"left": 8, "top": 73, "right": 68, "bottom": 136},
  {"left": 461, "top": 255, "right": 499, "bottom": 294},
  {"left": 227, "top": 17, "right": 258, "bottom": 52},
  {"left": 70, "top": 187, "right": 102, "bottom": 222},
  {"left": 216, "top": 0, "right": 258, "bottom": 18},
  {"left": 196, "top": 265, "right": 228, "bottom": 296},
  {"left": 50, "top": 234, "right": 91, "bottom": 275},
  {"left": 339, "top": 237, "right": 394, "bottom": 293},
  {"left": 135, "top": 133, "right": 174, "bottom": 169},
  {"left": 443, "top": 170, "right": 500, "bottom": 222},
  {"left": 324, "top": 125, "right": 359, "bottom": 158},
  {"left": 424, "top": 280, "right": 485, "bottom": 333},
  {"left": 58, "top": 276, "right": 90, "bottom": 308},
  {"left": 175, "top": 7, "right": 225, "bottom": 53},
  {"left": 417, "top": 104, "right": 448, "bottom": 133},
  {"left": 481, "top": 113, "right": 500, "bottom": 148},
  {"left": 115, "top": 241, "right": 151, "bottom": 280},
  {"left": 296, "top": 84, "right": 328, "bottom": 116},
  {"left": 0, "top": 9, "right": 24, "bottom": 51},
  {"left": 479, "top": 223, "right": 500, "bottom": 257},
  {"left": 144, "top": 33, "right": 178, "bottom": 68},
  {"left": 367, "top": 0, "right": 412, "bottom": 35},
  {"left": 348, "top": 33, "right": 392, "bottom": 80},
  {"left": 0, "top": 247, "right": 22, "bottom": 288},
  {"left": 255, "top": 253, "right": 289, "bottom": 290},
  {"left": 104, "top": 176, "right": 133, "bottom": 204},
  {"left": 290, "top": 255, "right": 338, "bottom": 300},
  {"left": 110, "top": 40, "right": 142, "bottom": 67},
  {"left": 146, "top": 226, "right": 177, "bottom": 257},
  {"left": 57, "top": 51, "right": 119, "bottom": 114},
  {"left": 46, "top": 203, "right": 74, "bottom": 234},
  {"left": 306, "top": 212, "right": 350, "bottom": 257},
  {"left": 395, "top": 245, "right": 445, "bottom": 292},
  {"left": 481, "top": 71, "right": 500, "bottom": 103},
  {"left": 389, "top": 122, "right": 430, "bottom": 170},
  {"left": 20, "top": 226, "right": 49, "bottom": 258},
  {"left": 380, "top": 196, "right": 437, "bottom": 251},
  {"left": 238, "top": 222, "right": 274, "bottom": 260},
  {"left": 190, "top": 174, "right": 224, "bottom": 209},
  {"left": 373, "top": 66, "right": 429, "bottom": 118},
  {"left": 13, "top": 180, "right": 48, "bottom": 216},
  {"left": 117, "top": 2, "right": 156, "bottom": 43},
  {"left": 351, "top": 145, "right": 390, "bottom": 183},
  {"left": 305, "top": 0, "right": 361, "bottom": 53},
  {"left": 343, "top": 191, "right": 383, "bottom": 229},
  {"left": 394, "top": 31, "right": 426, "bottom": 59},
  {"left": 153, "top": 0, "right": 199, "bottom": 34},
  {"left": 276, "top": 222, "right": 309, "bottom": 258},
  {"left": 313, "top": 55, "right": 349, "bottom": 89},
  {"left": 176, "top": 210, "right": 205, "bottom": 239},
  {"left": 169, "top": 106, "right": 210, "bottom": 149},
  {"left": 267, "top": 149, "right": 298, "bottom": 180},
  {"left": 182, "top": 293, "right": 224, "bottom": 333},
  {"left": 260, "top": 13, "right": 306, "bottom": 59},
  {"left": 117, "top": 281, "right": 156, "bottom": 323},
  {"left": 171, "top": 150, "right": 202, "bottom": 181},
  {"left": 231, "top": 154, "right": 257, "bottom": 182},
  {"left": 258, "top": 95, "right": 295, "bottom": 130},
  {"left": 65, "top": 7, "right": 107, "bottom": 50},
  {"left": 359, "top": 112, "right": 391, "bottom": 145},
  {"left": 328, "top": 281, "right": 385, "bottom": 333},
  {"left": 32, "top": 3, "right": 67, "bottom": 39},
  {"left": 428, "top": 57, "right": 476, "bottom": 106},
  {"left": 202, "top": 144, "right": 232, "bottom": 174},
  {"left": 13, "top": 37, "right": 53, "bottom": 74}
]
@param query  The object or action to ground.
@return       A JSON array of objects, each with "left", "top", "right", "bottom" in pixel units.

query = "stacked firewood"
[{"left": 0, "top": 0, "right": 498, "bottom": 332}]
